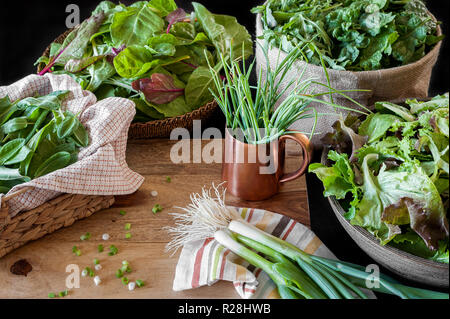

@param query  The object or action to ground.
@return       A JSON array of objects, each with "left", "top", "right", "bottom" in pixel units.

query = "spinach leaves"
[
  {"left": 37, "top": 1, "right": 252, "bottom": 122},
  {"left": 253, "top": 0, "right": 444, "bottom": 71},
  {"left": 0, "top": 93, "right": 89, "bottom": 194}
]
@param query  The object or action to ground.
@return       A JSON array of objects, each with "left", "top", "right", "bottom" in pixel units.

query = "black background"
[
  {"left": 0, "top": 0, "right": 449, "bottom": 300},
  {"left": 0, "top": 0, "right": 448, "bottom": 94}
]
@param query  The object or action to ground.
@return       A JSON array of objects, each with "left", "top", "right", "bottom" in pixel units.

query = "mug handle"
[{"left": 279, "top": 133, "right": 313, "bottom": 183}]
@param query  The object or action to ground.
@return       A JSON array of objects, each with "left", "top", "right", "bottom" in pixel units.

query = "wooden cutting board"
[{"left": 0, "top": 139, "right": 310, "bottom": 299}]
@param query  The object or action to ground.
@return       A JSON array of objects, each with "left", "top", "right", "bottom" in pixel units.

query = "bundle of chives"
[{"left": 206, "top": 42, "right": 372, "bottom": 145}]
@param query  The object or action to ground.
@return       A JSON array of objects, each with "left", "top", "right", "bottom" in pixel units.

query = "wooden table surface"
[{"left": 0, "top": 139, "right": 310, "bottom": 299}]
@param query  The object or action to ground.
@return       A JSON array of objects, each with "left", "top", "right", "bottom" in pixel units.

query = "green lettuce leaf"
[
  {"left": 354, "top": 154, "right": 448, "bottom": 249},
  {"left": 309, "top": 151, "right": 360, "bottom": 219},
  {"left": 358, "top": 113, "right": 400, "bottom": 143}
]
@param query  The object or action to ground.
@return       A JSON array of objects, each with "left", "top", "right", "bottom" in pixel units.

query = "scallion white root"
[{"left": 165, "top": 184, "right": 242, "bottom": 254}]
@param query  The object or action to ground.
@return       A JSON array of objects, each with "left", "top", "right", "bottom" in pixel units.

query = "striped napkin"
[{"left": 174, "top": 207, "right": 370, "bottom": 299}]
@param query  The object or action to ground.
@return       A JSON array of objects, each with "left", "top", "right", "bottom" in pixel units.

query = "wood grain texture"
[{"left": 0, "top": 139, "right": 309, "bottom": 299}]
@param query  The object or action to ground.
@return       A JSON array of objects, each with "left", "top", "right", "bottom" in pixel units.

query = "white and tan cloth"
[
  {"left": 0, "top": 74, "right": 144, "bottom": 217},
  {"left": 173, "top": 207, "right": 374, "bottom": 299}
]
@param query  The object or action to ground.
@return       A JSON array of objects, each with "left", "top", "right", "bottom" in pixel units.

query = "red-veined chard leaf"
[
  {"left": 166, "top": 8, "right": 187, "bottom": 33},
  {"left": 132, "top": 73, "right": 184, "bottom": 105},
  {"left": 39, "top": 12, "right": 105, "bottom": 75},
  {"left": 65, "top": 55, "right": 107, "bottom": 73}
]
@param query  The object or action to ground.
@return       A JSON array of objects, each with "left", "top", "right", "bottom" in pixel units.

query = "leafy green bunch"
[
  {"left": 309, "top": 93, "right": 449, "bottom": 263},
  {"left": 253, "top": 0, "right": 444, "bottom": 71},
  {"left": 36, "top": 1, "right": 252, "bottom": 122},
  {"left": 0, "top": 91, "right": 89, "bottom": 194}
]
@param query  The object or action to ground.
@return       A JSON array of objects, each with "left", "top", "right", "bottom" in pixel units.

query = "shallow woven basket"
[
  {"left": 0, "top": 187, "right": 114, "bottom": 258},
  {"left": 37, "top": 29, "right": 219, "bottom": 139}
]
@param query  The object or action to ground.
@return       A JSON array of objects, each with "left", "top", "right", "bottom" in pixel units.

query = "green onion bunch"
[
  {"left": 207, "top": 43, "right": 371, "bottom": 145},
  {"left": 208, "top": 43, "right": 319, "bottom": 144},
  {"left": 167, "top": 185, "right": 448, "bottom": 299},
  {"left": 215, "top": 221, "right": 448, "bottom": 299}
]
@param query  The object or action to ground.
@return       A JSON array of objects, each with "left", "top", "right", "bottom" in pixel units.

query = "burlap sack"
[{"left": 255, "top": 13, "right": 442, "bottom": 147}]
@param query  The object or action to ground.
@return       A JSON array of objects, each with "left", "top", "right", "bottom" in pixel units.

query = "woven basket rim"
[
  {"left": 129, "top": 100, "right": 217, "bottom": 126},
  {"left": 0, "top": 193, "right": 115, "bottom": 259}
]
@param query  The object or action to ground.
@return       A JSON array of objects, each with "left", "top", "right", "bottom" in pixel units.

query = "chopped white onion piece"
[{"left": 94, "top": 276, "right": 101, "bottom": 286}]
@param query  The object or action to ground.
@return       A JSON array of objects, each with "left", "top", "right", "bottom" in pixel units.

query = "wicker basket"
[
  {"left": 37, "top": 30, "right": 219, "bottom": 139},
  {"left": 0, "top": 188, "right": 114, "bottom": 258}
]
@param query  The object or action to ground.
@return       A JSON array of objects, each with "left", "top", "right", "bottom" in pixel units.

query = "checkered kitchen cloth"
[
  {"left": 173, "top": 207, "right": 376, "bottom": 299},
  {"left": 0, "top": 74, "right": 144, "bottom": 217}
]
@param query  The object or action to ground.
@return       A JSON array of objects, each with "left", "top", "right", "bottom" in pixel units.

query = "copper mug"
[{"left": 222, "top": 128, "right": 313, "bottom": 201}]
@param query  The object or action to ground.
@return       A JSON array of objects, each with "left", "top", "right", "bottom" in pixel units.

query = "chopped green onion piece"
[
  {"left": 166, "top": 176, "right": 171, "bottom": 183},
  {"left": 108, "top": 245, "right": 118, "bottom": 256},
  {"left": 119, "top": 210, "right": 127, "bottom": 216},
  {"left": 84, "top": 267, "right": 95, "bottom": 277},
  {"left": 124, "top": 223, "right": 131, "bottom": 230},
  {"left": 80, "top": 232, "right": 91, "bottom": 241},
  {"left": 125, "top": 232, "right": 132, "bottom": 239},
  {"left": 136, "top": 280, "right": 145, "bottom": 288},
  {"left": 58, "top": 290, "right": 68, "bottom": 297},
  {"left": 121, "top": 277, "right": 129, "bottom": 285},
  {"left": 152, "top": 204, "right": 162, "bottom": 214},
  {"left": 94, "top": 259, "right": 100, "bottom": 265},
  {"left": 48, "top": 293, "right": 56, "bottom": 298},
  {"left": 121, "top": 261, "right": 131, "bottom": 273},
  {"left": 116, "top": 269, "right": 124, "bottom": 278},
  {"left": 98, "top": 244, "right": 104, "bottom": 253},
  {"left": 72, "top": 246, "right": 81, "bottom": 256},
  {"left": 122, "top": 266, "right": 131, "bottom": 273}
]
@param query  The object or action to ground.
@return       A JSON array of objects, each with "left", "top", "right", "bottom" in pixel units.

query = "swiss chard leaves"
[
  {"left": 148, "top": 0, "right": 177, "bottom": 17},
  {"left": 110, "top": 4, "right": 164, "bottom": 47},
  {"left": 184, "top": 66, "right": 216, "bottom": 110},
  {"left": 193, "top": 2, "right": 253, "bottom": 60},
  {"left": 39, "top": 13, "right": 105, "bottom": 75},
  {"left": 36, "top": 1, "right": 252, "bottom": 123},
  {"left": 132, "top": 73, "right": 184, "bottom": 105}
]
